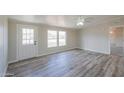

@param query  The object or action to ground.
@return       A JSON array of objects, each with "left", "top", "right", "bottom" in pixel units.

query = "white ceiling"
[{"left": 8, "top": 15, "right": 124, "bottom": 29}]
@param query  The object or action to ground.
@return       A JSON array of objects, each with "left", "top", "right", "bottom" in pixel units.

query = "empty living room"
[
  {"left": 1, "top": 15, "right": 124, "bottom": 77},
  {"left": 1, "top": 0, "right": 124, "bottom": 92}
]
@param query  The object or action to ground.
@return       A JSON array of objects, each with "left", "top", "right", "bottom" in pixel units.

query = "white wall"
[
  {"left": 78, "top": 19, "right": 124, "bottom": 54},
  {"left": 0, "top": 16, "right": 8, "bottom": 76},
  {"left": 8, "top": 19, "right": 78, "bottom": 63},
  {"left": 8, "top": 17, "right": 124, "bottom": 64},
  {"left": 78, "top": 24, "right": 110, "bottom": 54}
]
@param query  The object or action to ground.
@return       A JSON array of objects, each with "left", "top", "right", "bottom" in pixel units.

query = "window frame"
[
  {"left": 47, "top": 30, "right": 58, "bottom": 48},
  {"left": 58, "top": 31, "right": 66, "bottom": 47},
  {"left": 22, "top": 28, "right": 34, "bottom": 45},
  {"left": 47, "top": 30, "right": 67, "bottom": 48}
]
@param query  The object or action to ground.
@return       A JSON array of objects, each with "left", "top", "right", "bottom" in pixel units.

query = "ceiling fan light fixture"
[{"left": 77, "top": 21, "right": 84, "bottom": 26}]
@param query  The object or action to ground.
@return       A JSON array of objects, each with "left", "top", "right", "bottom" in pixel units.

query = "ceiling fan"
[{"left": 76, "top": 16, "right": 92, "bottom": 27}]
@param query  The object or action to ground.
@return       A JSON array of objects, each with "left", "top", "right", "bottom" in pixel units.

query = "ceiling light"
[
  {"left": 76, "top": 16, "right": 85, "bottom": 26},
  {"left": 109, "top": 31, "right": 113, "bottom": 34},
  {"left": 77, "top": 21, "right": 84, "bottom": 26}
]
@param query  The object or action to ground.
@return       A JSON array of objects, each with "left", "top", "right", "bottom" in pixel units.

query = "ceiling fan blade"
[{"left": 84, "top": 17, "right": 93, "bottom": 22}]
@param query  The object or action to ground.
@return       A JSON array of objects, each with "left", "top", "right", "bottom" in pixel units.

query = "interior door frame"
[
  {"left": 16, "top": 24, "right": 38, "bottom": 61},
  {"left": 109, "top": 25, "right": 124, "bottom": 55}
]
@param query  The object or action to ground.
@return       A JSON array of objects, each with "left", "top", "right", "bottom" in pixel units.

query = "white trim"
[
  {"left": 37, "top": 48, "right": 77, "bottom": 57},
  {"left": 80, "top": 48, "right": 110, "bottom": 55},
  {"left": 16, "top": 24, "right": 19, "bottom": 61},
  {"left": 8, "top": 60, "right": 19, "bottom": 64},
  {"left": 8, "top": 48, "right": 77, "bottom": 64},
  {"left": 35, "top": 27, "right": 39, "bottom": 57}
]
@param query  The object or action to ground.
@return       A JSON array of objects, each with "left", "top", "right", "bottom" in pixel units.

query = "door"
[
  {"left": 18, "top": 25, "right": 38, "bottom": 60},
  {"left": 110, "top": 27, "right": 124, "bottom": 56}
]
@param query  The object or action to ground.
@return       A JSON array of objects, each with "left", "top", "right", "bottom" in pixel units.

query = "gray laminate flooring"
[{"left": 6, "top": 49, "right": 124, "bottom": 77}]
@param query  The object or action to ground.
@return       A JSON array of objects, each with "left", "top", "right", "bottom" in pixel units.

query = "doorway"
[
  {"left": 17, "top": 25, "right": 38, "bottom": 60},
  {"left": 110, "top": 26, "right": 124, "bottom": 56}
]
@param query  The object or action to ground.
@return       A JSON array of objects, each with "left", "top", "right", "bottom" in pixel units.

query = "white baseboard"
[
  {"left": 8, "top": 48, "right": 109, "bottom": 65},
  {"left": 8, "top": 48, "right": 77, "bottom": 64},
  {"left": 8, "top": 60, "right": 18, "bottom": 64},
  {"left": 79, "top": 48, "right": 110, "bottom": 55},
  {"left": 37, "top": 48, "right": 77, "bottom": 57}
]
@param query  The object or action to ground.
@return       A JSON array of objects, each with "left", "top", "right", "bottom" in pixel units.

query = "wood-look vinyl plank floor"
[{"left": 6, "top": 49, "right": 124, "bottom": 77}]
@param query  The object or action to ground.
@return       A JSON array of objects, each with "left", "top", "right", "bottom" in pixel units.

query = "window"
[
  {"left": 59, "top": 31, "right": 66, "bottom": 46},
  {"left": 48, "top": 30, "right": 57, "bottom": 47},
  {"left": 47, "top": 30, "right": 66, "bottom": 48},
  {"left": 22, "top": 28, "right": 34, "bottom": 45}
]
